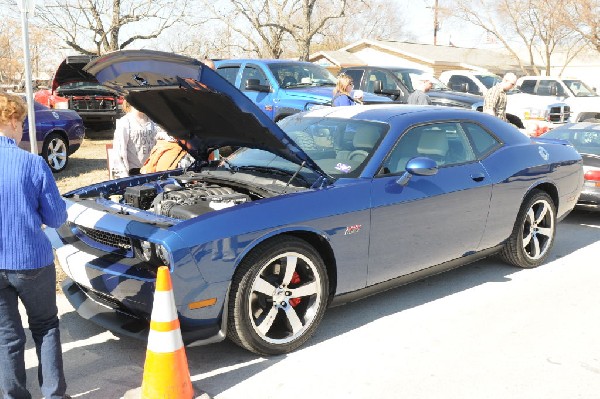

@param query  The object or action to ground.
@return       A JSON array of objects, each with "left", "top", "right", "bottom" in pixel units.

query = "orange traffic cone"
[{"left": 140, "top": 266, "right": 194, "bottom": 399}]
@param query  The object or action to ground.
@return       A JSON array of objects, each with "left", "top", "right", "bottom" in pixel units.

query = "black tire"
[
  {"left": 227, "top": 236, "right": 329, "bottom": 355},
  {"left": 500, "top": 189, "right": 556, "bottom": 268},
  {"left": 42, "top": 132, "right": 69, "bottom": 173}
]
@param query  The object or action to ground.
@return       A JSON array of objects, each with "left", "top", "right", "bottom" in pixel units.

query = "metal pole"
[
  {"left": 433, "top": 0, "right": 439, "bottom": 46},
  {"left": 20, "top": 9, "right": 37, "bottom": 155}
]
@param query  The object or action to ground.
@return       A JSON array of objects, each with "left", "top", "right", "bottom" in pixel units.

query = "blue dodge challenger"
[{"left": 48, "top": 50, "right": 584, "bottom": 355}]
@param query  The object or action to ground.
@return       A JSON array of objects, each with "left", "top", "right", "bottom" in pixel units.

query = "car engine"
[{"left": 123, "top": 178, "right": 251, "bottom": 220}]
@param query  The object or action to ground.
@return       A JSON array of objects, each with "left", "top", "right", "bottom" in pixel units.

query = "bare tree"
[
  {"left": 452, "top": 0, "right": 584, "bottom": 75},
  {"left": 566, "top": 0, "right": 600, "bottom": 53},
  {"left": 202, "top": 0, "right": 350, "bottom": 60},
  {"left": 315, "top": 0, "right": 413, "bottom": 51},
  {"left": 37, "top": 0, "right": 191, "bottom": 55},
  {"left": 0, "top": 20, "right": 21, "bottom": 85}
]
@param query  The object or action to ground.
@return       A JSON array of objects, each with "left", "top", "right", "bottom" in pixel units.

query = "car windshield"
[
  {"left": 475, "top": 74, "right": 501, "bottom": 89},
  {"left": 227, "top": 115, "right": 388, "bottom": 179},
  {"left": 544, "top": 125, "right": 600, "bottom": 155},
  {"left": 389, "top": 68, "right": 448, "bottom": 92},
  {"left": 562, "top": 79, "right": 598, "bottom": 97},
  {"left": 268, "top": 63, "right": 337, "bottom": 89}
]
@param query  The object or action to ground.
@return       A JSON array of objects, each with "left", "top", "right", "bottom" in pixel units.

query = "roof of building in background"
[{"left": 310, "top": 39, "right": 531, "bottom": 76}]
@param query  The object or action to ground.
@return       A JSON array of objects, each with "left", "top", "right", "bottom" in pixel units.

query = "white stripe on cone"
[
  {"left": 147, "top": 328, "right": 185, "bottom": 353},
  {"left": 151, "top": 291, "right": 178, "bottom": 322}
]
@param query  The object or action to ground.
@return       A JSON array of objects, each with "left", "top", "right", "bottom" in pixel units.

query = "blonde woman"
[
  {"left": 332, "top": 73, "right": 360, "bottom": 106},
  {"left": 111, "top": 100, "right": 159, "bottom": 178},
  {"left": 0, "top": 92, "right": 69, "bottom": 399}
]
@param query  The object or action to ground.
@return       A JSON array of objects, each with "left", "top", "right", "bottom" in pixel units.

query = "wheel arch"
[
  {"left": 234, "top": 228, "right": 338, "bottom": 301},
  {"left": 528, "top": 182, "right": 559, "bottom": 210},
  {"left": 44, "top": 128, "right": 70, "bottom": 148}
]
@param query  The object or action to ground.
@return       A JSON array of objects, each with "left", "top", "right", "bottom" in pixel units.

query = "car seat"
[
  {"left": 347, "top": 126, "right": 380, "bottom": 162},
  {"left": 416, "top": 130, "right": 449, "bottom": 165}
]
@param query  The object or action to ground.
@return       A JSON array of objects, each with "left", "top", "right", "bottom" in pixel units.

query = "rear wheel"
[
  {"left": 42, "top": 133, "right": 68, "bottom": 173},
  {"left": 500, "top": 189, "right": 556, "bottom": 268},
  {"left": 227, "top": 236, "right": 329, "bottom": 355}
]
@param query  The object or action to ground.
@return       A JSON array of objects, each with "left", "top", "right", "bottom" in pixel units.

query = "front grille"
[
  {"left": 76, "top": 225, "right": 132, "bottom": 251},
  {"left": 69, "top": 96, "right": 116, "bottom": 111},
  {"left": 548, "top": 105, "right": 570, "bottom": 123}
]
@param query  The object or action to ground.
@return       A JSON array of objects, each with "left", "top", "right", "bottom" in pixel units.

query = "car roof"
[{"left": 216, "top": 59, "right": 316, "bottom": 65}]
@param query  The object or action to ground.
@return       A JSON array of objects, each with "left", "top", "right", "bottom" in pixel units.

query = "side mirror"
[
  {"left": 245, "top": 79, "right": 271, "bottom": 92},
  {"left": 373, "top": 80, "right": 401, "bottom": 99},
  {"left": 396, "top": 157, "right": 438, "bottom": 186},
  {"left": 373, "top": 80, "right": 383, "bottom": 94},
  {"left": 549, "top": 85, "right": 558, "bottom": 96}
]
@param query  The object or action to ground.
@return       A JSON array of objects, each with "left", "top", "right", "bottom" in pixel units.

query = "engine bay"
[{"left": 117, "top": 174, "right": 253, "bottom": 220}]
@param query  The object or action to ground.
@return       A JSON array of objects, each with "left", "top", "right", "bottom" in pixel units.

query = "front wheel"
[
  {"left": 500, "top": 189, "right": 556, "bottom": 268},
  {"left": 227, "top": 236, "right": 329, "bottom": 355},
  {"left": 42, "top": 133, "right": 68, "bottom": 173}
]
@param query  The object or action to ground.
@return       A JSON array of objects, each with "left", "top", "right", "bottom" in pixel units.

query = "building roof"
[{"left": 310, "top": 39, "right": 526, "bottom": 75}]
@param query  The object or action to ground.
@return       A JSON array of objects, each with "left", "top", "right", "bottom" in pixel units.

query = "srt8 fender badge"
[{"left": 344, "top": 224, "right": 362, "bottom": 235}]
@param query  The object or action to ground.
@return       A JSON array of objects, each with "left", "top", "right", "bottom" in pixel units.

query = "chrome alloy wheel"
[
  {"left": 248, "top": 252, "right": 323, "bottom": 345},
  {"left": 521, "top": 198, "right": 555, "bottom": 260},
  {"left": 45, "top": 135, "right": 68, "bottom": 172}
]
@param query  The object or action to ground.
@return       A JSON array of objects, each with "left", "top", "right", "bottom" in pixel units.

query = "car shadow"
[{"left": 21, "top": 209, "right": 599, "bottom": 398}]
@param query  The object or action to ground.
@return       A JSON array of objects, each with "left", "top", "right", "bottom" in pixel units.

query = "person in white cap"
[{"left": 407, "top": 77, "right": 433, "bottom": 105}]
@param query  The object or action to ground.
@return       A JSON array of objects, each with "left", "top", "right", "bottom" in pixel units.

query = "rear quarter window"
[{"left": 462, "top": 122, "right": 501, "bottom": 158}]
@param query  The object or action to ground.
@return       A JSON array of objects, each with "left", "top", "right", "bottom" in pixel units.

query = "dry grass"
[
  {"left": 54, "top": 131, "right": 114, "bottom": 291},
  {"left": 56, "top": 133, "right": 113, "bottom": 194}
]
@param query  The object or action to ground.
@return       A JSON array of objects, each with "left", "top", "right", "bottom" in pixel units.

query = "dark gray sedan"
[{"left": 542, "top": 122, "right": 600, "bottom": 210}]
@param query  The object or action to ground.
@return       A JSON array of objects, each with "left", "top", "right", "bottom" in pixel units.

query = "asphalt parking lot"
[{"left": 22, "top": 210, "right": 600, "bottom": 399}]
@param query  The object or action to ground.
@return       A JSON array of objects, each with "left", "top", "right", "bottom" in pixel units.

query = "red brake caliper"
[{"left": 289, "top": 272, "right": 302, "bottom": 307}]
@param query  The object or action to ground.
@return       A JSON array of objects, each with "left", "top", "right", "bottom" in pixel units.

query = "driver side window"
[
  {"left": 381, "top": 122, "right": 477, "bottom": 175},
  {"left": 241, "top": 65, "right": 268, "bottom": 90}
]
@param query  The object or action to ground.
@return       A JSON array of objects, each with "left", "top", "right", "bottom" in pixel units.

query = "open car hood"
[
  {"left": 52, "top": 55, "right": 104, "bottom": 92},
  {"left": 84, "top": 50, "right": 327, "bottom": 177}
]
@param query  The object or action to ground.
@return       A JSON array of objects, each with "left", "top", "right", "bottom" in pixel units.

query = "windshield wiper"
[{"left": 219, "top": 157, "right": 238, "bottom": 173}]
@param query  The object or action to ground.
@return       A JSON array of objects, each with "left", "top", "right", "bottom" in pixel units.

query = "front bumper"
[{"left": 61, "top": 278, "right": 224, "bottom": 345}]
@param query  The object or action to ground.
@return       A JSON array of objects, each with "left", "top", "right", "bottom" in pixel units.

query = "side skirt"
[{"left": 329, "top": 245, "right": 504, "bottom": 307}]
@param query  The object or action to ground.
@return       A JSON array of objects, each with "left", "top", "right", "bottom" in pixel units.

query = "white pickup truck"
[
  {"left": 516, "top": 76, "right": 600, "bottom": 123},
  {"left": 439, "top": 70, "right": 571, "bottom": 134}
]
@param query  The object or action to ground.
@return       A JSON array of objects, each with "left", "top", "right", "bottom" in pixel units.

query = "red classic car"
[{"left": 35, "top": 55, "right": 123, "bottom": 130}]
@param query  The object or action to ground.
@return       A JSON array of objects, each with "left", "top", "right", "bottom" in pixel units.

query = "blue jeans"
[{"left": 0, "top": 264, "right": 67, "bottom": 399}]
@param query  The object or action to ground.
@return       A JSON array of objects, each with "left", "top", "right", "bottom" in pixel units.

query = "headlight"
[
  {"left": 138, "top": 240, "right": 154, "bottom": 262},
  {"left": 54, "top": 102, "right": 69, "bottom": 109},
  {"left": 156, "top": 244, "right": 170, "bottom": 267},
  {"left": 134, "top": 240, "right": 170, "bottom": 267}
]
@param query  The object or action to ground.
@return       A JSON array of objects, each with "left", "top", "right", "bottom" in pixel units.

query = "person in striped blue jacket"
[{"left": 0, "top": 92, "right": 69, "bottom": 399}]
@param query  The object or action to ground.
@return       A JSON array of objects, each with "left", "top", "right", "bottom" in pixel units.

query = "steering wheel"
[{"left": 347, "top": 150, "right": 369, "bottom": 162}]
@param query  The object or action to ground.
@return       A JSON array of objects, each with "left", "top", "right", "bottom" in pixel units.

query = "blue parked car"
[
  {"left": 19, "top": 100, "right": 85, "bottom": 172},
  {"left": 48, "top": 50, "right": 583, "bottom": 355},
  {"left": 214, "top": 59, "right": 391, "bottom": 121}
]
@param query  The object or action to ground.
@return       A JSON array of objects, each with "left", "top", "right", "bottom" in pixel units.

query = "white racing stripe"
[
  {"left": 55, "top": 245, "right": 95, "bottom": 289},
  {"left": 66, "top": 201, "right": 131, "bottom": 234}
]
